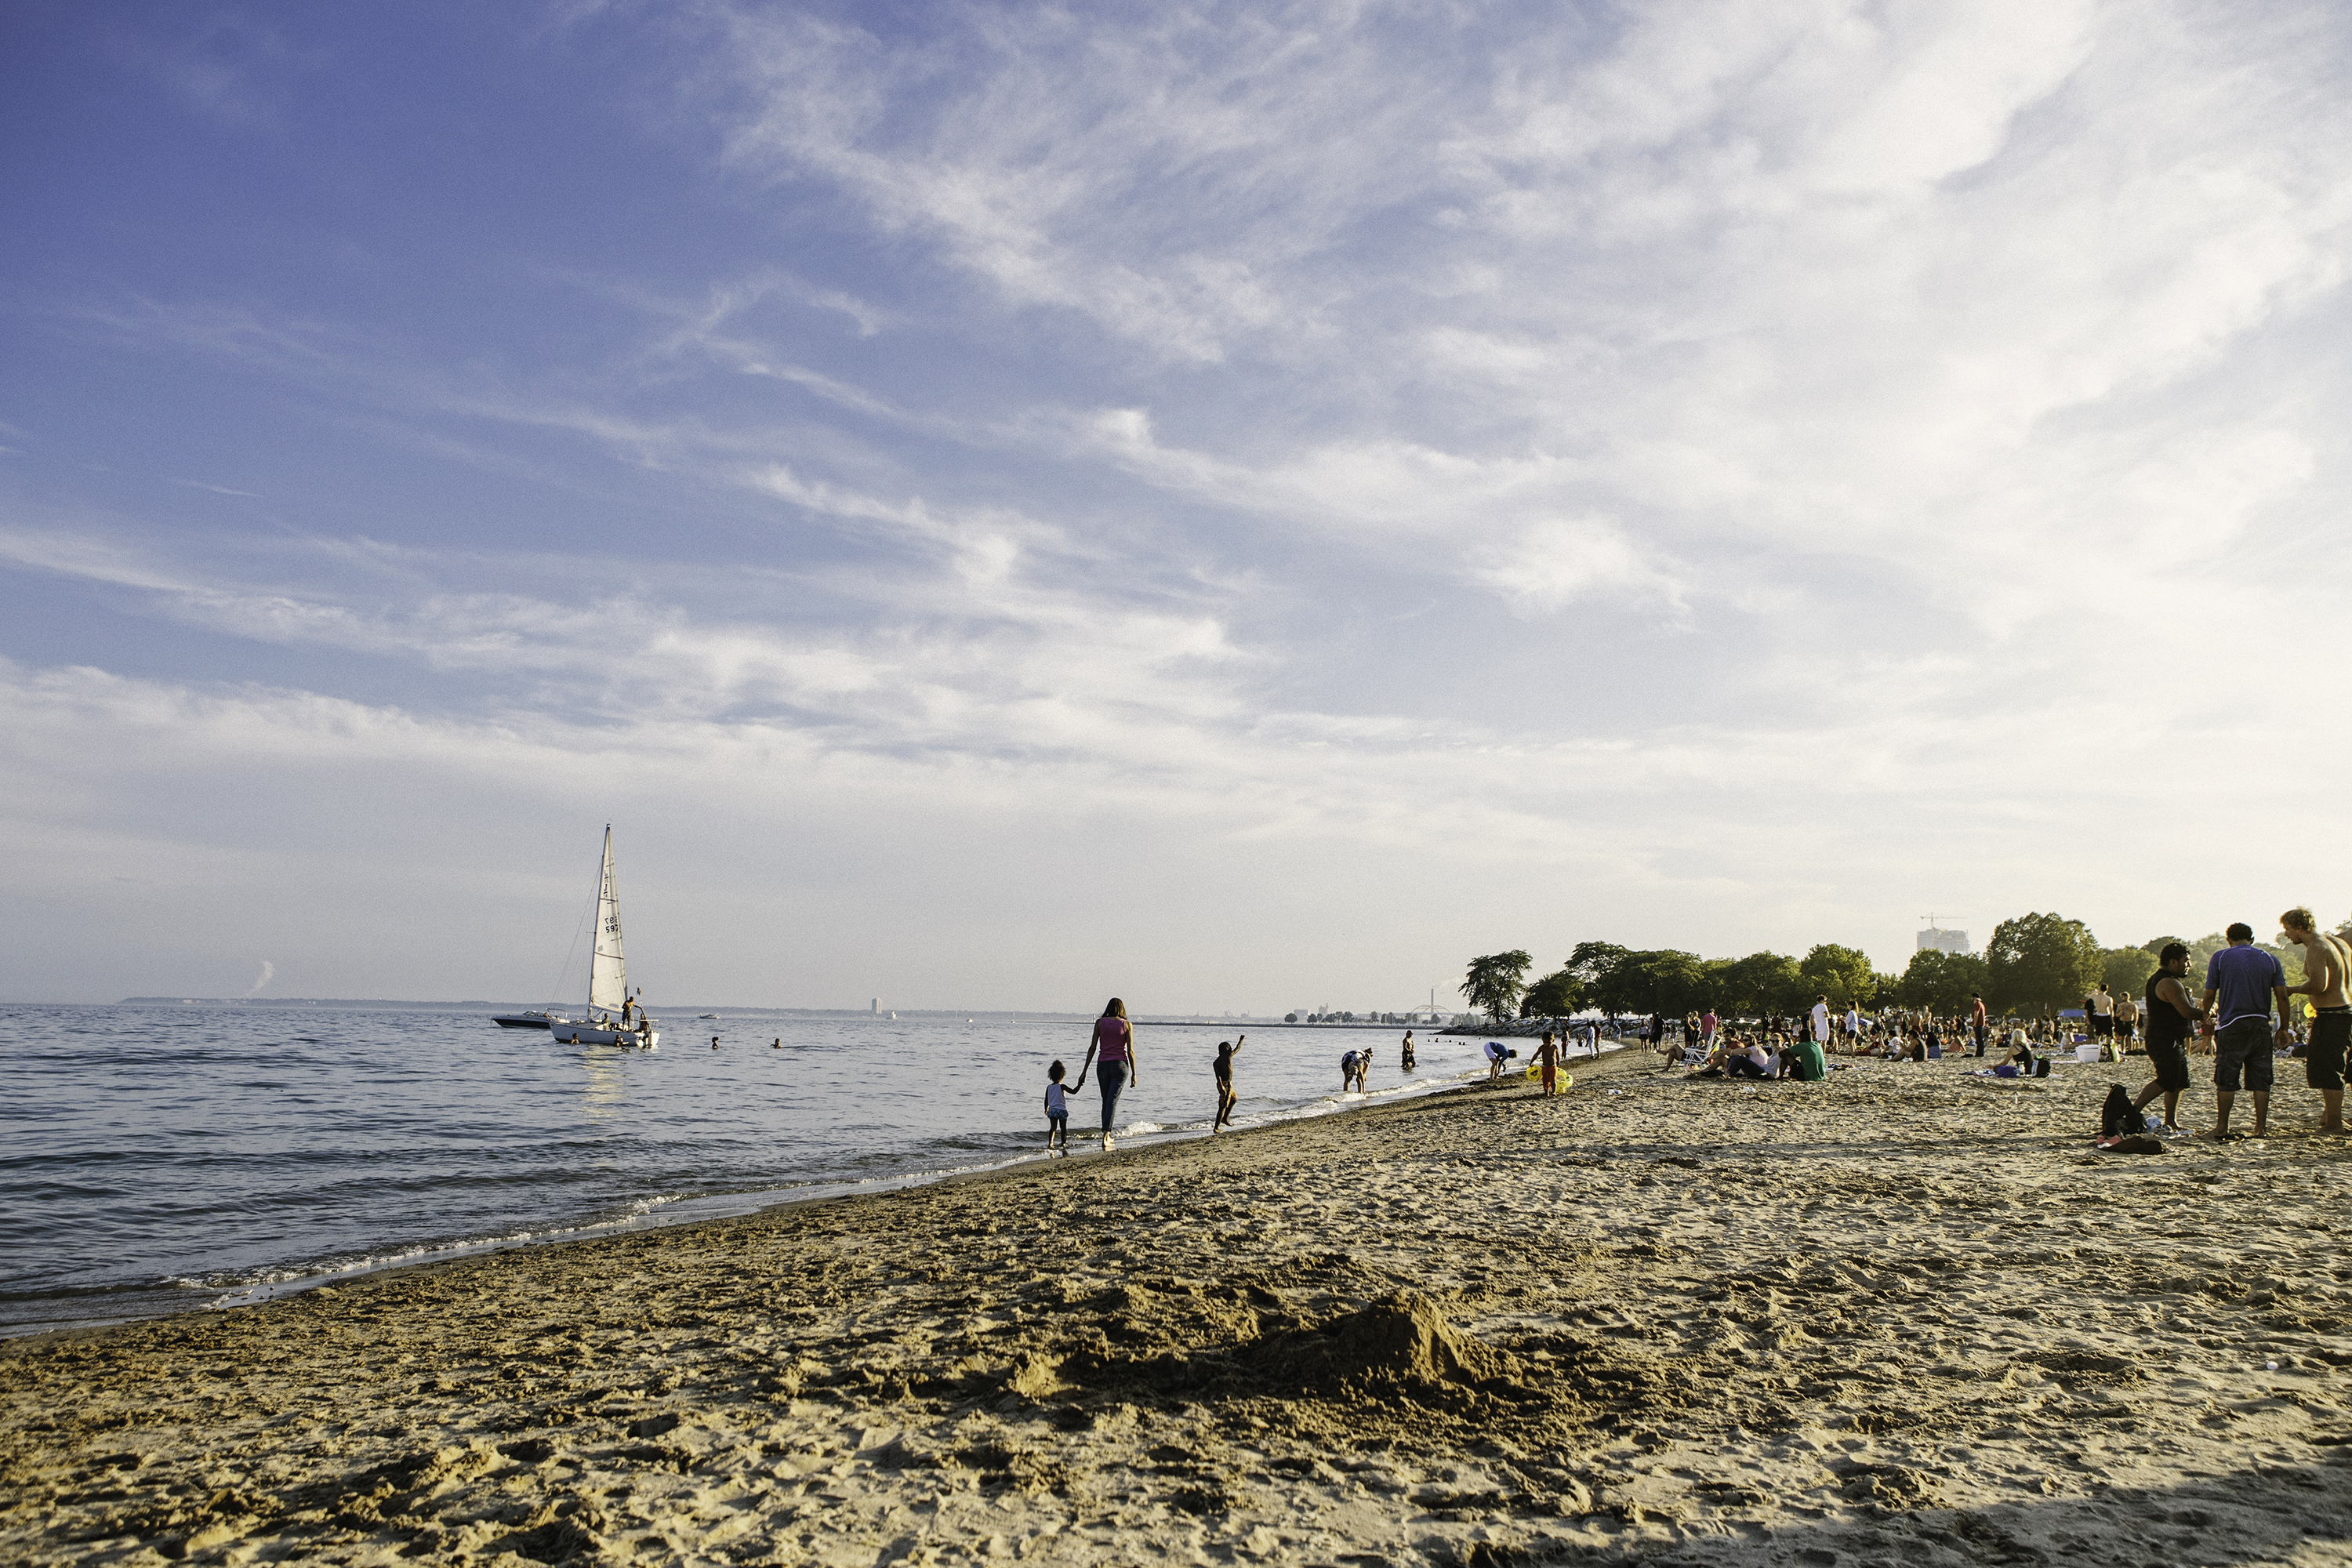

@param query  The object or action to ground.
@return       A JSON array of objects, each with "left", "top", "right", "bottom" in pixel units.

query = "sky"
[{"left": 3, "top": 0, "right": 2349, "bottom": 1010}]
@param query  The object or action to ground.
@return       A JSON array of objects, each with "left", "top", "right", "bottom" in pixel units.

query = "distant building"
[{"left": 1916, "top": 927, "right": 1971, "bottom": 956}]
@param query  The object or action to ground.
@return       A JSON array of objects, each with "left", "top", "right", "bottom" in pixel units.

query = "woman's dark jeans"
[{"left": 1098, "top": 1060, "right": 1127, "bottom": 1132}]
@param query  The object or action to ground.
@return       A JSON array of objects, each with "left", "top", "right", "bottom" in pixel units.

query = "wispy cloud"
[{"left": 7, "top": 1, "right": 2352, "bottom": 1001}]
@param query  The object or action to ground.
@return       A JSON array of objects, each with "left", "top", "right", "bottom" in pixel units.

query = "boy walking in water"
[
  {"left": 1212, "top": 1035, "right": 1245, "bottom": 1132},
  {"left": 1044, "top": 1061, "right": 1072, "bottom": 1156}
]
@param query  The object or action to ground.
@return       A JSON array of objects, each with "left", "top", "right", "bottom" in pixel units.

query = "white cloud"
[{"left": 11, "top": 1, "right": 2352, "bottom": 999}]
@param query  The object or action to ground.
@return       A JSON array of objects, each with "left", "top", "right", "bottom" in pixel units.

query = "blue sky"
[{"left": 5, "top": 0, "right": 2349, "bottom": 1007}]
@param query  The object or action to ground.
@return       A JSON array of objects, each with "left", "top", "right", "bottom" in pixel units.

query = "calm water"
[{"left": 0, "top": 1006, "right": 1561, "bottom": 1338}]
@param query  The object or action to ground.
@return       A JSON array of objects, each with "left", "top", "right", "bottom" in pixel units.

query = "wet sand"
[{"left": 5, "top": 1048, "right": 2349, "bottom": 1566}]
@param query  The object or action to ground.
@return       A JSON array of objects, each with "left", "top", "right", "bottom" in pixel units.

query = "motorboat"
[{"left": 492, "top": 1011, "right": 563, "bottom": 1029}]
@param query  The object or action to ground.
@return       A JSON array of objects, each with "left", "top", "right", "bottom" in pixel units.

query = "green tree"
[
  {"left": 1715, "top": 951, "right": 1804, "bottom": 1018},
  {"left": 1563, "top": 942, "right": 1628, "bottom": 991},
  {"left": 1799, "top": 943, "right": 1877, "bottom": 1011},
  {"left": 2099, "top": 946, "right": 2158, "bottom": 1000},
  {"left": 1560, "top": 942, "right": 1632, "bottom": 1014},
  {"left": 1984, "top": 913, "right": 2103, "bottom": 1012},
  {"left": 1521, "top": 969, "right": 1582, "bottom": 1018},
  {"left": 1461, "top": 950, "right": 1534, "bottom": 1022},
  {"left": 1896, "top": 949, "right": 1990, "bottom": 1014},
  {"left": 1617, "top": 950, "right": 1708, "bottom": 1017}
]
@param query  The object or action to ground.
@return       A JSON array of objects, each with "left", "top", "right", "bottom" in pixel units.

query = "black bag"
[
  {"left": 2032, "top": 1054, "right": 2051, "bottom": 1079},
  {"left": 2100, "top": 1084, "right": 2148, "bottom": 1138}
]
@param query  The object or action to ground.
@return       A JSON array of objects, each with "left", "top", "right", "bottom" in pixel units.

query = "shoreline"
[
  {"left": 5, "top": 1047, "right": 2347, "bottom": 1565},
  {"left": 6, "top": 1045, "right": 1563, "bottom": 1347}
]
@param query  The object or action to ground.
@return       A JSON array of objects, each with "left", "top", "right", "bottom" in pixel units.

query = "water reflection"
[{"left": 579, "top": 1048, "right": 627, "bottom": 1121}]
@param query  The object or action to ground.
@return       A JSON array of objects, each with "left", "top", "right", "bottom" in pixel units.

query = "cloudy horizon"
[{"left": 5, "top": 0, "right": 2348, "bottom": 1009}]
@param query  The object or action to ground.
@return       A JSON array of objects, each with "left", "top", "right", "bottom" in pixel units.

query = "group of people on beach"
[
  {"left": 1656, "top": 909, "right": 2348, "bottom": 1141},
  {"left": 2129, "top": 911, "right": 2346, "bottom": 1139},
  {"left": 1045, "top": 1006, "right": 1434, "bottom": 1154},
  {"left": 1044, "top": 912, "right": 2347, "bottom": 1156}
]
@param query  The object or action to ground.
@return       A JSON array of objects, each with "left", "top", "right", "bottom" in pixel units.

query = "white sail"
[{"left": 587, "top": 826, "right": 628, "bottom": 1014}]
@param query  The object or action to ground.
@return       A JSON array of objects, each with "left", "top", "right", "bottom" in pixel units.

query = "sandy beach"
[{"left": 5, "top": 1047, "right": 2349, "bottom": 1566}]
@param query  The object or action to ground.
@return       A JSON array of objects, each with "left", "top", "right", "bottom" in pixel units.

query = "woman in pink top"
[{"left": 1073, "top": 997, "right": 1140, "bottom": 1152}]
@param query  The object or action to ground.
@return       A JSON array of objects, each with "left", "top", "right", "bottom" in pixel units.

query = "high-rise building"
[{"left": 1916, "top": 927, "right": 1970, "bottom": 955}]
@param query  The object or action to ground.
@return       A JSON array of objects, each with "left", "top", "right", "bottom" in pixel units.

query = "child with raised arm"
[
  {"left": 1044, "top": 1060, "right": 1072, "bottom": 1156},
  {"left": 1212, "top": 1034, "right": 1245, "bottom": 1132}
]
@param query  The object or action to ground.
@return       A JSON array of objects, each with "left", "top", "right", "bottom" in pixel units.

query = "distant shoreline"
[{"left": 94, "top": 999, "right": 1450, "bottom": 1027}]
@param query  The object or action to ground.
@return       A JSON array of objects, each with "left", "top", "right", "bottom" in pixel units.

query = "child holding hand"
[{"left": 1044, "top": 1061, "right": 1072, "bottom": 1156}]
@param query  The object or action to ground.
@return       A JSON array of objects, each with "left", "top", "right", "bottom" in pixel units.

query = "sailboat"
[{"left": 550, "top": 826, "right": 660, "bottom": 1049}]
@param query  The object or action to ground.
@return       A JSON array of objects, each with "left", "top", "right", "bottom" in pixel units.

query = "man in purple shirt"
[{"left": 2198, "top": 922, "right": 2290, "bottom": 1138}]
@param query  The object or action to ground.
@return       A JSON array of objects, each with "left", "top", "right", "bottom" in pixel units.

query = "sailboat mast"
[{"left": 587, "top": 825, "right": 629, "bottom": 1015}]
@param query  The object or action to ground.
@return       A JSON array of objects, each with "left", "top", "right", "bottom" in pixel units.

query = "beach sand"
[{"left": 5, "top": 1047, "right": 2349, "bottom": 1566}]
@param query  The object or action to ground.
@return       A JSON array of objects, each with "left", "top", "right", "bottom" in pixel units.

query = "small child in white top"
[{"left": 1044, "top": 1060, "right": 1071, "bottom": 1156}]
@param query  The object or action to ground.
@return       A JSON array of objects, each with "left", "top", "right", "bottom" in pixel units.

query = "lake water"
[{"left": 0, "top": 1006, "right": 1607, "bottom": 1338}]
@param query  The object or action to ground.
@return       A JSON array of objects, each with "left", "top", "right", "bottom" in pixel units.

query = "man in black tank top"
[{"left": 2133, "top": 942, "right": 2205, "bottom": 1131}]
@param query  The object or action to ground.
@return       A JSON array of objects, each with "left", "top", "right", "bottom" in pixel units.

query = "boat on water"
[
  {"left": 547, "top": 826, "right": 660, "bottom": 1049},
  {"left": 492, "top": 1010, "right": 564, "bottom": 1030}
]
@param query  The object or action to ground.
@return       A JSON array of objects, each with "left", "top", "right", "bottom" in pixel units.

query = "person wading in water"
[{"left": 1073, "top": 998, "right": 1141, "bottom": 1152}]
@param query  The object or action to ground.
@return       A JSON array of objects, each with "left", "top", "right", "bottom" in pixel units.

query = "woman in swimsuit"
[{"left": 1073, "top": 997, "right": 1140, "bottom": 1152}]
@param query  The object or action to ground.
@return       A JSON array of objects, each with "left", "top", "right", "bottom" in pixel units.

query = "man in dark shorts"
[
  {"left": 1212, "top": 1034, "right": 1244, "bottom": 1132},
  {"left": 2199, "top": 923, "right": 2289, "bottom": 1138},
  {"left": 2280, "top": 909, "right": 2347, "bottom": 1134},
  {"left": 1969, "top": 992, "right": 1988, "bottom": 1056},
  {"left": 2133, "top": 942, "right": 2203, "bottom": 1131}
]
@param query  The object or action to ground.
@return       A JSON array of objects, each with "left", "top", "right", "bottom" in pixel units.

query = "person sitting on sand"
[
  {"left": 1726, "top": 1039, "right": 1774, "bottom": 1078},
  {"left": 1786, "top": 1030, "right": 1828, "bottom": 1082},
  {"left": 1212, "top": 1035, "right": 1244, "bottom": 1133}
]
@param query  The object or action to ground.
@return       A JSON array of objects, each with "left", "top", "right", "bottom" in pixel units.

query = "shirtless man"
[
  {"left": 2280, "top": 909, "right": 2348, "bottom": 1134},
  {"left": 1212, "top": 1034, "right": 1245, "bottom": 1132},
  {"left": 1536, "top": 1032, "right": 1563, "bottom": 1098},
  {"left": 2133, "top": 942, "right": 2205, "bottom": 1130}
]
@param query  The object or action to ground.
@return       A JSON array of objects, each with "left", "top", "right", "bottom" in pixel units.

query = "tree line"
[{"left": 1460, "top": 911, "right": 2343, "bottom": 1022}]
